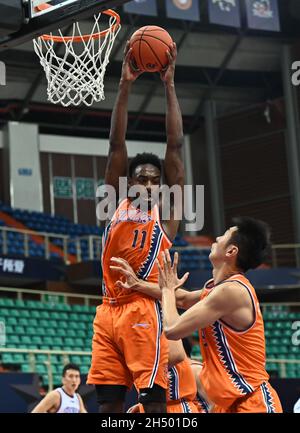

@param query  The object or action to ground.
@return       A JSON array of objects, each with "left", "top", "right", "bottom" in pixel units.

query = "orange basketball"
[{"left": 129, "top": 26, "right": 173, "bottom": 73}]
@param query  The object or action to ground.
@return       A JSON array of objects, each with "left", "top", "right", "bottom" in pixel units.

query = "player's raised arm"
[
  {"left": 160, "top": 43, "right": 185, "bottom": 240},
  {"left": 105, "top": 42, "right": 143, "bottom": 193}
]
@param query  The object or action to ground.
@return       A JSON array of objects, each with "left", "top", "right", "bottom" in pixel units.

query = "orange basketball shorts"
[
  {"left": 87, "top": 294, "right": 169, "bottom": 391},
  {"left": 212, "top": 382, "right": 282, "bottom": 413},
  {"left": 137, "top": 399, "right": 199, "bottom": 413}
]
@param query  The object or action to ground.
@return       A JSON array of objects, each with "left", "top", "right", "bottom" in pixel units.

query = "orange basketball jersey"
[
  {"left": 102, "top": 199, "right": 172, "bottom": 298},
  {"left": 199, "top": 274, "right": 270, "bottom": 410},
  {"left": 167, "top": 357, "right": 198, "bottom": 413}
]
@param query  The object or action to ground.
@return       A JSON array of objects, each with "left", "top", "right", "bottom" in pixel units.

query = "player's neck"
[
  {"left": 62, "top": 386, "right": 75, "bottom": 398},
  {"left": 212, "top": 264, "right": 241, "bottom": 285}
]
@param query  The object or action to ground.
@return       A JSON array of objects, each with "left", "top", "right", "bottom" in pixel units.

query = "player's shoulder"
[
  {"left": 40, "top": 389, "right": 61, "bottom": 409},
  {"left": 212, "top": 280, "right": 249, "bottom": 303},
  {"left": 49, "top": 389, "right": 62, "bottom": 400},
  {"left": 216, "top": 275, "right": 249, "bottom": 290}
]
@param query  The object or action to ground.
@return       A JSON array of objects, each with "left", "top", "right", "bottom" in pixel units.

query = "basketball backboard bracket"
[{"left": 0, "top": 0, "right": 129, "bottom": 50}]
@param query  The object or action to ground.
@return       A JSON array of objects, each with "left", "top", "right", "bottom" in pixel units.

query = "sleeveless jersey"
[
  {"left": 55, "top": 387, "right": 80, "bottom": 413},
  {"left": 101, "top": 199, "right": 172, "bottom": 298},
  {"left": 167, "top": 357, "right": 197, "bottom": 405},
  {"left": 199, "top": 274, "right": 269, "bottom": 409}
]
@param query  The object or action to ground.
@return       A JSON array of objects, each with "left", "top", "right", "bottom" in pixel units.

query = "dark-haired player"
[
  {"left": 32, "top": 364, "right": 87, "bottom": 413},
  {"left": 87, "top": 41, "right": 184, "bottom": 413},
  {"left": 157, "top": 217, "right": 283, "bottom": 413}
]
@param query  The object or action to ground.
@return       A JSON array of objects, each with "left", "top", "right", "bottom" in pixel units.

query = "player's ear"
[{"left": 226, "top": 244, "right": 238, "bottom": 259}]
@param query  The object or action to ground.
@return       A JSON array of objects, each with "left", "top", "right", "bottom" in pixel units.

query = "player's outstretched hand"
[
  {"left": 160, "top": 42, "right": 177, "bottom": 85},
  {"left": 120, "top": 41, "right": 143, "bottom": 83},
  {"left": 156, "top": 250, "right": 189, "bottom": 292},
  {"left": 110, "top": 257, "right": 140, "bottom": 290}
]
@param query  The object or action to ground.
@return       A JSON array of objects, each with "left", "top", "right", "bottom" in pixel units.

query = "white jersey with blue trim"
[{"left": 55, "top": 387, "right": 80, "bottom": 413}]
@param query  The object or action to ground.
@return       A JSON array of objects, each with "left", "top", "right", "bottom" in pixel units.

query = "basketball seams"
[
  {"left": 141, "top": 34, "right": 172, "bottom": 49},
  {"left": 132, "top": 32, "right": 172, "bottom": 49},
  {"left": 142, "top": 39, "right": 164, "bottom": 70},
  {"left": 139, "top": 26, "right": 149, "bottom": 72},
  {"left": 129, "top": 26, "right": 172, "bottom": 72}
]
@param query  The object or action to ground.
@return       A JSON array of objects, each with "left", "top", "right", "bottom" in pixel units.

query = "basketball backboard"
[
  {"left": 30, "top": 0, "right": 79, "bottom": 19},
  {"left": 0, "top": 0, "right": 129, "bottom": 50}
]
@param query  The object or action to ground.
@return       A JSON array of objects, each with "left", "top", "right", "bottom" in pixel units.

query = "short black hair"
[
  {"left": 62, "top": 363, "right": 80, "bottom": 377},
  {"left": 229, "top": 216, "right": 271, "bottom": 273},
  {"left": 129, "top": 153, "right": 162, "bottom": 178}
]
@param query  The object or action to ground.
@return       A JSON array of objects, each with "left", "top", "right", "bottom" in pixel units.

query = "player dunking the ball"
[
  {"left": 87, "top": 41, "right": 184, "bottom": 413},
  {"left": 157, "top": 217, "right": 283, "bottom": 413}
]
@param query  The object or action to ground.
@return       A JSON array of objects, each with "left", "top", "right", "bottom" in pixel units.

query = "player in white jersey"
[{"left": 32, "top": 363, "right": 87, "bottom": 413}]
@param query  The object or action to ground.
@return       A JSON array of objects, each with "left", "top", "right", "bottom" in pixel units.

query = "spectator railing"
[
  {"left": 0, "top": 226, "right": 212, "bottom": 264},
  {"left": 0, "top": 286, "right": 101, "bottom": 306},
  {"left": 0, "top": 226, "right": 69, "bottom": 262},
  {"left": 0, "top": 347, "right": 91, "bottom": 392},
  {"left": 271, "top": 244, "right": 300, "bottom": 268},
  {"left": 1, "top": 225, "right": 300, "bottom": 267}
]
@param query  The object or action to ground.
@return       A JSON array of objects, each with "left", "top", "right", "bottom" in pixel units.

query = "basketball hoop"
[{"left": 33, "top": 9, "right": 121, "bottom": 107}]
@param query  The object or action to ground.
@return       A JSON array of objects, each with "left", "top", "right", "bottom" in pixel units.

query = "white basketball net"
[{"left": 33, "top": 13, "right": 121, "bottom": 107}]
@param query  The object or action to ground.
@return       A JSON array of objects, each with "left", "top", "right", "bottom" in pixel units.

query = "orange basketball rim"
[{"left": 40, "top": 9, "right": 120, "bottom": 43}]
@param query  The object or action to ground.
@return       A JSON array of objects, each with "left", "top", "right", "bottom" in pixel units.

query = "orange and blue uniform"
[
  {"left": 194, "top": 392, "right": 210, "bottom": 414},
  {"left": 199, "top": 274, "right": 282, "bottom": 413},
  {"left": 87, "top": 199, "right": 171, "bottom": 391},
  {"left": 137, "top": 356, "right": 206, "bottom": 413},
  {"left": 167, "top": 357, "right": 200, "bottom": 413}
]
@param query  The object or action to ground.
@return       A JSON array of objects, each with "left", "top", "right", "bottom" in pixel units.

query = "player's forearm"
[
  {"left": 176, "top": 288, "right": 203, "bottom": 310},
  {"left": 135, "top": 280, "right": 162, "bottom": 300},
  {"left": 162, "top": 288, "right": 181, "bottom": 338},
  {"left": 165, "top": 82, "right": 184, "bottom": 149},
  {"left": 135, "top": 280, "right": 190, "bottom": 305},
  {"left": 109, "top": 81, "right": 131, "bottom": 150}
]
